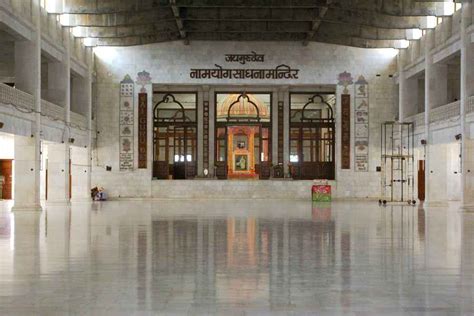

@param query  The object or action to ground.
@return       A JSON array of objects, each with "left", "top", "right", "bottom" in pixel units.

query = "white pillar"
[
  {"left": 398, "top": 54, "right": 405, "bottom": 122},
  {"left": 281, "top": 86, "right": 290, "bottom": 176},
  {"left": 461, "top": 1, "right": 474, "bottom": 210},
  {"left": 70, "top": 146, "right": 90, "bottom": 201},
  {"left": 43, "top": 28, "right": 72, "bottom": 205},
  {"left": 46, "top": 143, "right": 70, "bottom": 205},
  {"left": 12, "top": 135, "right": 42, "bottom": 211},
  {"left": 85, "top": 48, "right": 93, "bottom": 198},
  {"left": 12, "top": 0, "right": 41, "bottom": 212},
  {"left": 424, "top": 30, "right": 433, "bottom": 206},
  {"left": 208, "top": 87, "right": 215, "bottom": 176}
]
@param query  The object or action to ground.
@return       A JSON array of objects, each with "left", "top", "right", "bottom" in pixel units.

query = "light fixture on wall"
[
  {"left": 68, "top": 137, "right": 75, "bottom": 144},
  {"left": 421, "top": 139, "right": 427, "bottom": 145},
  {"left": 455, "top": 134, "right": 462, "bottom": 141},
  {"left": 0, "top": 121, "right": 3, "bottom": 129}
]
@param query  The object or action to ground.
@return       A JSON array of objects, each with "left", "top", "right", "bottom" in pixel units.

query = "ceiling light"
[
  {"left": 394, "top": 40, "right": 410, "bottom": 49},
  {"left": 425, "top": 16, "right": 437, "bottom": 29},
  {"left": 406, "top": 29, "right": 422, "bottom": 40}
]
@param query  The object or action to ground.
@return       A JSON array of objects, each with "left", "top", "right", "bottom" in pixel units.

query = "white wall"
[
  {"left": 92, "top": 41, "right": 398, "bottom": 199},
  {"left": 0, "top": 132, "right": 14, "bottom": 159}
]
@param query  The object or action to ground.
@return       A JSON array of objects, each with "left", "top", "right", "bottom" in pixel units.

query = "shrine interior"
[{"left": 0, "top": 0, "right": 474, "bottom": 314}]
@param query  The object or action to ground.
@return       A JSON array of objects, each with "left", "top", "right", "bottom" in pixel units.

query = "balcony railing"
[
  {"left": 405, "top": 112, "right": 425, "bottom": 129},
  {"left": 70, "top": 111, "right": 88, "bottom": 128},
  {"left": 430, "top": 100, "right": 460, "bottom": 123},
  {"left": 468, "top": 95, "right": 474, "bottom": 114},
  {"left": 41, "top": 99, "right": 65, "bottom": 121},
  {"left": 0, "top": 83, "right": 34, "bottom": 111}
]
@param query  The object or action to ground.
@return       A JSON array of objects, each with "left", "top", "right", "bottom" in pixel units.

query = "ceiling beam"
[
  {"left": 58, "top": 11, "right": 175, "bottom": 27},
  {"left": 170, "top": 0, "right": 187, "bottom": 41},
  {"left": 303, "top": 0, "right": 333, "bottom": 46}
]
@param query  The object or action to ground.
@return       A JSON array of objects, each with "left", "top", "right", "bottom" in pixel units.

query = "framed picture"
[
  {"left": 234, "top": 135, "right": 248, "bottom": 150},
  {"left": 234, "top": 154, "right": 248, "bottom": 171}
]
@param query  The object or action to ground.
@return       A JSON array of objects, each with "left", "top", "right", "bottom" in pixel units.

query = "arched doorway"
[
  {"left": 152, "top": 92, "right": 197, "bottom": 179},
  {"left": 215, "top": 93, "right": 272, "bottom": 180},
  {"left": 289, "top": 93, "right": 335, "bottom": 180}
]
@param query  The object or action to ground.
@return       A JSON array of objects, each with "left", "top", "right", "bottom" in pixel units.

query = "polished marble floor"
[{"left": 0, "top": 199, "right": 473, "bottom": 315}]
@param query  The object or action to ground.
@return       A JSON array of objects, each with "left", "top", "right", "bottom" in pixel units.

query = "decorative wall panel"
[
  {"left": 138, "top": 93, "right": 147, "bottom": 168},
  {"left": 278, "top": 101, "right": 284, "bottom": 164},
  {"left": 119, "top": 75, "right": 134, "bottom": 171},
  {"left": 354, "top": 75, "right": 369, "bottom": 171},
  {"left": 341, "top": 94, "right": 351, "bottom": 169},
  {"left": 203, "top": 100, "right": 209, "bottom": 170}
]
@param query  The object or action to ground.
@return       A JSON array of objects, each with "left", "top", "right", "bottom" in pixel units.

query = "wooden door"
[
  {"left": 0, "top": 160, "right": 13, "bottom": 200},
  {"left": 215, "top": 127, "right": 228, "bottom": 179},
  {"left": 417, "top": 160, "right": 425, "bottom": 201}
]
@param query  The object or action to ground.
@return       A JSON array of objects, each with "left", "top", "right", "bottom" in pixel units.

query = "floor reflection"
[{"left": 0, "top": 200, "right": 473, "bottom": 314}]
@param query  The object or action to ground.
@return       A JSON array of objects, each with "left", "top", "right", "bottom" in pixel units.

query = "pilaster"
[
  {"left": 11, "top": 0, "right": 41, "bottom": 212},
  {"left": 46, "top": 143, "right": 71, "bottom": 205},
  {"left": 460, "top": 1, "right": 474, "bottom": 210}
]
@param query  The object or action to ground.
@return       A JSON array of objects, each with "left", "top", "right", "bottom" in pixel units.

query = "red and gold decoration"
[
  {"left": 226, "top": 126, "right": 261, "bottom": 179},
  {"left": 278, "top": 101, "right": 284, "bottom": 164},
  {"left": 312, "top": 184, "right": 332, "bottom": 202},
  {"left": 217, "top": 93, "right": 270, "bottom": 121},
  {"left": 341, "top": 94, "right": 351, "bottom": 169},
  {"left": 203, "top": 101, "right": 209, "bottom": 170},
  {"left": 138, "top": 93, "right": 147, "bottom": 168}
]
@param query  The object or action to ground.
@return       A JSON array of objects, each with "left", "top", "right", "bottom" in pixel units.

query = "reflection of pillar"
[
  {"left": 137, "top": 227, "right": 147, "bottom": 308},
  {"left": 282, "top": 218, "right": 290, "bottom": 305},
  {"left": 461, "top": 213, "right": 474, "bottom": 309},
  {"left": 193, "top": 218, "right": 204, "bottom": 307},
  {"left": 226, "top": 217, "right": 235, "bottom": 266},
  {"left": 167, "top": 220, "right": 174, "bottom": 274},
  {"left": 247, "top": 218, "right": 256, "bottom": 265},
  {"left": 340, "top": 232, "right": 351, "bottom": 308},
  {"left": 207, "top": 219, "right": 216, "bottom": 303},
  {"left": 13, "top": 211, "right": 41, "bottom": 276},
  {"left": 269, "top": 225, "right": 278, "bottom": 307}
]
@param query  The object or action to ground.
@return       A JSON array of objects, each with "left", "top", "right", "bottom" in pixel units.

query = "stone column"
[
  {"left": 272, "top": 87, "right": 279, "bottom": 165},
  {"left": 46, "top": 143, "right": 70, "bottom": 205},
  {"left": 423, "top": 30, "right": 434, "bottom": 206},
  {"left": 398, "top": 54, "right": 406, "bottom": 122},
  {"left": 460, "top": 1, "right": 474, "bottom": 210},
  {"left": 45, "top": 28, "right": 71, "bottom": 206},
  {"left": 70, "top": 146, "right": 90, "bottom": 201},
  {"left": 208, "top": 87, "right": 215, "bottom": 177},
  {"left": 12, "top": 0, "right": 41, "bottom": 212},
  {"left": 281, "top": 86, "right": 290, "bottom": 176},
  {"left": 12, "top": 135, "right": 42, "bottom": 211},
  {"left": 13, "top": 211, "right": 41, "bottom": 275},
  {"left": 85, "top": 48, "right": 93, "bottom": 198}
]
